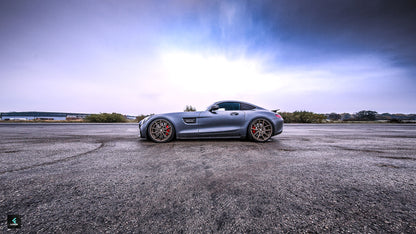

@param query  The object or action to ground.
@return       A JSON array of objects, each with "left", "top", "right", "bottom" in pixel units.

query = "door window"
[{"left": 218, "top": 102, "right": 240, "bottom": 111}]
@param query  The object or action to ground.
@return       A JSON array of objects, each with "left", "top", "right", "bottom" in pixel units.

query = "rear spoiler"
[{"left": 271, "top": 109, "right": 280, "bottom": 113}]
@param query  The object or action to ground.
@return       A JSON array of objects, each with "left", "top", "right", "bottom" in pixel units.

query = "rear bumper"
[{"left": 273, "top": 119, "right": 284, "bottom": 136}]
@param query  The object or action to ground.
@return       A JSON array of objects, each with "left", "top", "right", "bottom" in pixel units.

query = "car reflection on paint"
[{"left": 139, "top": 101, "right": 283, "bottom": 143}]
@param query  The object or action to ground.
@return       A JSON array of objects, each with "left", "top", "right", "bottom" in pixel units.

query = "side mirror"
[{"left": 209, "top": 104, "right": 220, "bottom": 112}]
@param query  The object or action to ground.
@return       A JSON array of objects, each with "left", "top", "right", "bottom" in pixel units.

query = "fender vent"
[{"left": 183, "top": 118, "right": 196, "bottom": 124}]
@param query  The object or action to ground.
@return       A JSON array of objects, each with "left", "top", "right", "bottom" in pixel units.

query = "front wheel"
[
  {"left": 148, "top": 119, "right": 175, "bottom": 143},
  {"left": 248, "top": 118, "right": 273, "bottom": 142}
]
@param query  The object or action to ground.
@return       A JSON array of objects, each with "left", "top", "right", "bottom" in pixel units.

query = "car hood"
[{"left": 155, "top": 111, "right": 203, "bottom": 118}]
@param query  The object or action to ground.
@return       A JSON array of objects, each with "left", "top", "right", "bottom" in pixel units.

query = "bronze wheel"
[
  {"left": 148, "top": 119, "right": 175, "bottom": 143},
  {"left": 249, "top": 118, "right": 273, "bottom": 142}
]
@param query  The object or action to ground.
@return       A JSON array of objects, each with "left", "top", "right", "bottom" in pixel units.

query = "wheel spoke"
[
  {"left": 149, "top": 119, "right": 173, "bottom": 142},
  {"left": 250, "top": 118, "right": 273, "bottom": 142}
]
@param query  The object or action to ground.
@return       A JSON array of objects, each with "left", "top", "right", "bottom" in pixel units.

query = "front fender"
[{"left": 140, "top": 115, "right": 177, "bottom": 139}]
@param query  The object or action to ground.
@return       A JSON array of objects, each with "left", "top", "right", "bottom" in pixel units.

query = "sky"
[{"left": 1, "top": 0, "right": 415, "bottom": 115}]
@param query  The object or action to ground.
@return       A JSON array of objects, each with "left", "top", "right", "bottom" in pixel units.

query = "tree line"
[{"left": 281, "top": 110, "right": 416, "bottom": 123}]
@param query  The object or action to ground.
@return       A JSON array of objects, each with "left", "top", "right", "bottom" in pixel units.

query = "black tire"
[
  {"left": 248, "top": 118, "right": 273, "bottom": 142},
  {"left": 147, "top": 119, "right": 175, "bottom": 143}
]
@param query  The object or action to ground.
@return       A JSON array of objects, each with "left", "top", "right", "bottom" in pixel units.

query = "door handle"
[{"left": 230, "top": 112, "right": 239, "bottom": 116}]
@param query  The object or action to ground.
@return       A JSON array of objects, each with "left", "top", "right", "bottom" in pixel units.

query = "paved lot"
[{"left": 1, "top": 123, "right": 416, "bottom": 232}]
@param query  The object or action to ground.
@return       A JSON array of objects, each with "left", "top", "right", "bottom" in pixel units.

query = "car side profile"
[{"left": 139, "top": 101, "right": 283, "bottom": 143}]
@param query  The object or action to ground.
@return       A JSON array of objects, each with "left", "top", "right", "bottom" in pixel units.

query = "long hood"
[{"left": 155, "top": 111, "right": 203, "bottom": 118}]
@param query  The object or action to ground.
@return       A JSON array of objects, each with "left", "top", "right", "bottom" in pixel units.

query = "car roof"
[{"left": 213, "top": 100, "right": 265, "bottom": 110}]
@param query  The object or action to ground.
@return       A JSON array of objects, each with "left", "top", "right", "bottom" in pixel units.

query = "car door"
[{"left": 198, "top": 102, "right": 246, "bottom": 137}]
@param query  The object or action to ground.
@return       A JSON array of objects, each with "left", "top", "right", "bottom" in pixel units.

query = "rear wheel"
[
  {"left": 148, "top": 119, "right": 175, "bottom": 143},
  {"left": 248, "top": 118, "right": 273, "bottom": 142}
]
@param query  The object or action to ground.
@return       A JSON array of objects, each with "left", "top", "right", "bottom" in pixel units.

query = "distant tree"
[
  {"left": 379, "top": 113, "right": 392, "bottom": 120},
  {"left": 184, "top": 105, "right": 196, "bottom": 112},
  {"left": 328, "top": 113, "right": 341, "bottom": 121},
  {"left": 355, "top": 110, "right": 377, "bottom": 121},
  {"left": 341, "top": 113, "right": 352, "bottom": 121}
]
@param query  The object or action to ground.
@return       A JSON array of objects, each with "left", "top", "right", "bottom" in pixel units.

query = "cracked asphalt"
[{"left": 1, "top": 123, "right": 416, "bottom": 233}]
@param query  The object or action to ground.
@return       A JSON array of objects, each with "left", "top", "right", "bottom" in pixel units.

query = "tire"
[
  {"left": 147, "top": 119, "right": 175, "bottom": 143},
  {"left": 248, "top": 118, "right": 273, "bottom": 142}
]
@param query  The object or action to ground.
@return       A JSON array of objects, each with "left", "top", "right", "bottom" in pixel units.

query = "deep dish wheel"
[
  {"left": 249, "top": 118, "right": 273, "bottom": 142},
  {"left": 148, "top": 119, "right": 175, "bottom": 143}
]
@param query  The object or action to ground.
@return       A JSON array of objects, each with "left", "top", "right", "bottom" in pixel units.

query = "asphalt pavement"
[{"left": 1, "top": 123, "right": 415, "bottom": 233}]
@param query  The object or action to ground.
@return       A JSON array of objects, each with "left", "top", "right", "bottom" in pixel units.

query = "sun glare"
[
  {"left": 161, "top": 52, "right": 276, "bottom": 96},
  {"left": 159, "top": 50, "right": 361, "bottom": 102}
]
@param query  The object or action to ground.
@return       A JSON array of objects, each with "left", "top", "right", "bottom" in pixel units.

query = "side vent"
[{"left": 183, "top": 118, "right": 196, "bottom": 124}]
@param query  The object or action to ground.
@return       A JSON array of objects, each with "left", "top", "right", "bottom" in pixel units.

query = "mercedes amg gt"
[{"left": 138, "top": 101, "right": 283, "bottom": 143}]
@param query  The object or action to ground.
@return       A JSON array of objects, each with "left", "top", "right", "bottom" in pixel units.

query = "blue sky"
[{"left": 1, "top": 0, "right": 415, "bottom": 114}]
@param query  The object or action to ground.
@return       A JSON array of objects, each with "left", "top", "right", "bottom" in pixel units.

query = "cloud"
[{"left": 0, "top": 0, "right": 415, "bottom": 114}]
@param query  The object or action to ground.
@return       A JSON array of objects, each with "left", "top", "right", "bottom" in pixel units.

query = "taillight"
[{"left": 275, "top": 114, "right": 282, "bottom": 119}]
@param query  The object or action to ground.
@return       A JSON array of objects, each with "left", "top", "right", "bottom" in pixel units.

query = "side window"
[
  {"left": 218, "top": 102, "right": 240, "bottom": 111},
  {"left": 240, "top": 103, "right": 256, "bottom": 110}
]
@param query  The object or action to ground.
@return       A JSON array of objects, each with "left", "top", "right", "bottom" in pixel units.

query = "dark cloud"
[
  {"left": 3, "top": 0, "right": 415, "bottom": 64},
  {"left": 164, "top": 0, "right": 416, "bottom": 69},
  {"left": 255, "top": 0, "right": 416, "bottom": 64}
]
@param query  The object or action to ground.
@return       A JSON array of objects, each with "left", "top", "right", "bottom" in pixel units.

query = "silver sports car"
[{"left": 139, "top": 101, "right": 283, "bottom": 143}]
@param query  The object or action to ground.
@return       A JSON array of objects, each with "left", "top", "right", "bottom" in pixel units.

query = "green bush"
[
  {"left": 389, "top": 118, "right": 402, "bottom": 123},
  {"left": 280, "top": 112, "right": 294, "bottom": 123},
  {"left": 85, "top": 113, "right": 127, "bottom": 123},
  {"left": 280, "top": 111, "right": 326, "bottom": 123}
]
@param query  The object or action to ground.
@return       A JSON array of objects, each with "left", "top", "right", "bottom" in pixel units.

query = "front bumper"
[{"left": 138, "top": 121, "right": 146, "bottom": 138}]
